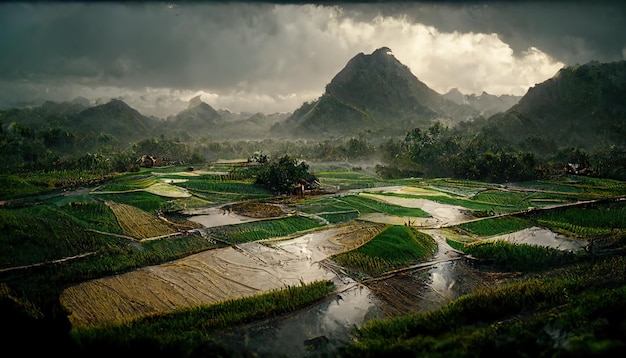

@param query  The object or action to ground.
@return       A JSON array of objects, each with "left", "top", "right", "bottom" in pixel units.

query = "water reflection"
[
  {"left": 214, "top": 279, "right": 384, "bottom": 357},
  {"left": 188, "top": 207, "right": 264, "bottom": 228}
]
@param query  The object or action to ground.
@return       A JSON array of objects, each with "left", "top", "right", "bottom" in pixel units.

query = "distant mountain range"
[
  {"left": 443, "top": 89, "right": 521, "bottom": 118},
  {"left": 1, "top": 48, "right": 624, "bottom": 154}
]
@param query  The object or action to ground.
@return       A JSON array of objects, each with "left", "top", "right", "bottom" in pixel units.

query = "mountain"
[
  {"left": 443, "top": 88, "right": 521, "bottom": 118},
  {"left": 273, "top": 47, "right": 479, "bottom": 139},
  {"left": 474, "top": 60, "right": 626, "bottom": 152},
  {"left": 66, "top": 99, "right": 160, "bottom": 143},
  {"left": 218, "top": 112, "right": 291, "bottom": 139},
  {"left": 0, "top": 98, "right": 160, "bottom": 145},
  {"left": 0, "top": 99, "right": 90, "bottom": 129},
  {"left": 166, "top": 96, "right": 223, "bottom": 136}
]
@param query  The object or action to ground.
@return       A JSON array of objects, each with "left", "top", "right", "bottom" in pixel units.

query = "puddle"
[
  {"left": 188, "top": 207, "right": 265, "bottom": 227},
  {"left": 214, "top": 279, "right": 384, "bottom": 357},
  {"left": 365, "top": 194, "right": 472, "bottom": 224},
  {"left": 359, "top": 212, "right": 438, "bottom": 227},
  {"left": 159, "top": 178, "right": 188, "bottom": 184},
  {"left": 486, "top": 226, "right": 588, "bottom": 252}
]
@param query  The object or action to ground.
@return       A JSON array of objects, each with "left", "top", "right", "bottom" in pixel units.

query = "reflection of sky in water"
[
  {"left": 215, "top": 283, "right": 383, "bottom": 357},
  {"left": 188, "top": 208, "right": 264, "bottom": 228}
]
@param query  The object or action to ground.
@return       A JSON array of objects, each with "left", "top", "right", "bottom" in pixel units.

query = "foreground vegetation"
[
  {"left": 341, "top": 256, "right": 626, "bottom": 357},
  {"left": 71, "top": 280, "right": 335, "bottom": 357}
]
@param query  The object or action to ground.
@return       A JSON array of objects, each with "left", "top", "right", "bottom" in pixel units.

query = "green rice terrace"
[{"left": 1, "top": 164, "right": 625, "bottom": 357}]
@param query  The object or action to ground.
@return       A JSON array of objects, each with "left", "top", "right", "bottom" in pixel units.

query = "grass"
[
  {"left": 70, "top": 280, "right": 335, "bottom": 355},
  {"left": 456, "top": 216, "right": 532, "bottom": 237},
  {"left": 332, "top": 225, "right": 436, "bottom": 277},
  {"left": 0, "top": 170, "right": 117, "bottom": 200},
  {"left": 341, "top": 256, "right": 626, "bottom": 358},
  {"left": 57, "top": 201, "right": 123, "bottom": 234},
  {"left": 96, "top": 173, "right": 158, "bottom": 191},
  {"left": 92, "top": 191, "right": 169, "bottom": 213},
  {"left": 319, "top": 210, "right": 360, "bottom": 223},
  {"left": 0, "top": 205, "right": 115, "bottom": 268},
  {"left": 337, "top": 194, "right": 431, "bottom": 217},
  {"left": 106, "top": 201, "right": 177, "bottom": 239},
  {"left": 208, "top": 216, "right": 322, "bottom": 244},
  {"left": 462, "top": 240, "right": 573, "bottom": 271},
  {"left": 316, "top": 171, "right": 383, "bottom": 189},
  {"left": 176, "top": 178, "right": 273, "bottom": 204},
  {"left": 297, "top": 197, "right": 358, "bottom": 214},
  {"left": 530, "top": 202, "right": 626, "bottom": 239}
]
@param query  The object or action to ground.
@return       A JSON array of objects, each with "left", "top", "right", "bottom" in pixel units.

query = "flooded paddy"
[
  {"left": 358, "top": 192, "right": 474, "bottom": 227},
  {"left": 60, "top": 223, "right": 384, "bottom": 328},
  {"left": 60, "top": 185, "right": 595, "bottom": 355},
  {"left": 214, "top": 279, "right": 385, "bottom": 357},
  {"left": 187, "top": 206, "right": 267, "bottom": 227},
  {"left": 486, "top": 226, "right": 588, "bottom": 252}
]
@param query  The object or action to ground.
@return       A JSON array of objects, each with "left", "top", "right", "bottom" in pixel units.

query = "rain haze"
[{"left": 1, "top": 0, "right": 624, "bottom": 117}]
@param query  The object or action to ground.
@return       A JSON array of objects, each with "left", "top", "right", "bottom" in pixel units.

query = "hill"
[
  {"left": 272, "top": 47, "right": 479, "bottom": 139},
  {"left": 471, "top": 60, "right": 626, "bottom": 152},
  {"left": 65, "top": 99, "right": 161, "bottom": 143},
  {"left": 165, "top": 96, "right": 291, "bottom": 140},
  {"left": 165, "top": 96, "right": 223, "bottom": 137},
  {"left": 443, "top": 88, "right": 521, "bottom": 118}
]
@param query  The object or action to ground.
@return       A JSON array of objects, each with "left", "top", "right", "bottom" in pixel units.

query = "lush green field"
[
  {"left": 1, "top": 167, "right": 626, "bottom": 357},
  {"left": 0, "top": 170, "right": 117, "bottom": 200},
  {"left": 337, "top": 194, "right": 431, "bottom": 217},
  {"left": 316, "top": 171, "right": 383, "bottom": 189},
  {"left": 0, "top": 204, "right": 118, "bottom": 268},
  {"left": 531, "top": 201, "right": 626, "bottom": 239},
  {"left": 176, "top": 178, "right": 273, "bottom": 204},
  {"left": 463, "top": 240, "right": 573, "bottom": 271},
  {"left": 96, "top": 173, "right": 158, "bottom": 191},
  {"left": 93, "top": 191, "right": 169, "bottom": 213},
  {"left": 208, "top": 216, "right": 322, "bottom": 244},
  {"left": 297, "top": 196, "right": 359, "bottom": 214},
  {"left": 332, "top": 225, "right": 436, "bottom": 277},
  {"left": 296, "top": 194, "right": 430, "bottom": 222},
  {"left": 457, "top": 216, "right": 532, "bottom": 237}
]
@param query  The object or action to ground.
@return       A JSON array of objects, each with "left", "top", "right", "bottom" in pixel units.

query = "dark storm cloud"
[
  {"left": 0, "top": 1, "right": 624, "bottom": 115},
  {"left": 0, "top": 2, "right": 285, "bottom": 88},
  {"left": 346, "top": 1, "right": 626, "bottom": 65}
]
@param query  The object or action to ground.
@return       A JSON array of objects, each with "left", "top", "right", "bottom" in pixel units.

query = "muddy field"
[
  {"left": 60, "top": 222, "right": 384, "bottom": 328},
  {"left": 61, "top": 185, "right": 587, "bottom": 333}
]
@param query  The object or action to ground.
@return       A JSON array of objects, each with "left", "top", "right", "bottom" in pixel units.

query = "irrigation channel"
[{"left": 58, "top": 186, "right": 597, "bottom": 357}]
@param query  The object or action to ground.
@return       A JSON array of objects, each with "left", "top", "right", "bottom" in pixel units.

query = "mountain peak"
[
  {"left": 104, "top": 98, "right": 131, "bottom": 109},
  {"left": 372, "top": 46, "right": 392, "bottom": 56},
  {"left": 188, "top": 95, "right": 203, "bottom": 109},
  {"left": 277, "top": 47, "right": 479, "bottom": 138}
]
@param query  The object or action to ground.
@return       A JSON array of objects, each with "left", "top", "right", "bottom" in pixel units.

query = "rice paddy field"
[{"left": 1, "top": 165, "right": 626, "bottom": 357}]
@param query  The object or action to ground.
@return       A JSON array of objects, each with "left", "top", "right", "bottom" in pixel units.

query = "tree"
[{"left": 254, "top": 155, "right": 311, "bottom": 194}]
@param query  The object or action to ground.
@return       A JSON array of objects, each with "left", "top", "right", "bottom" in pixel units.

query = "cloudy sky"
[{"left": 1, "top": 1, "right": 625, "bottom": 117}]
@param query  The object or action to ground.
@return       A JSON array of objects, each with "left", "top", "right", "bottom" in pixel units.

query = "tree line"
[{"left": 2, "top": 118, "right": 625, "bottom": 183}]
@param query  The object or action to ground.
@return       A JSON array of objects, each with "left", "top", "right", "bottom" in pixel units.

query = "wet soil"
[
  {"left": 60, "top": 222, "right": 384, "bottom": 328},
  {"left": 59, "top": 185, "right": 594, "bottom": 356}
]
